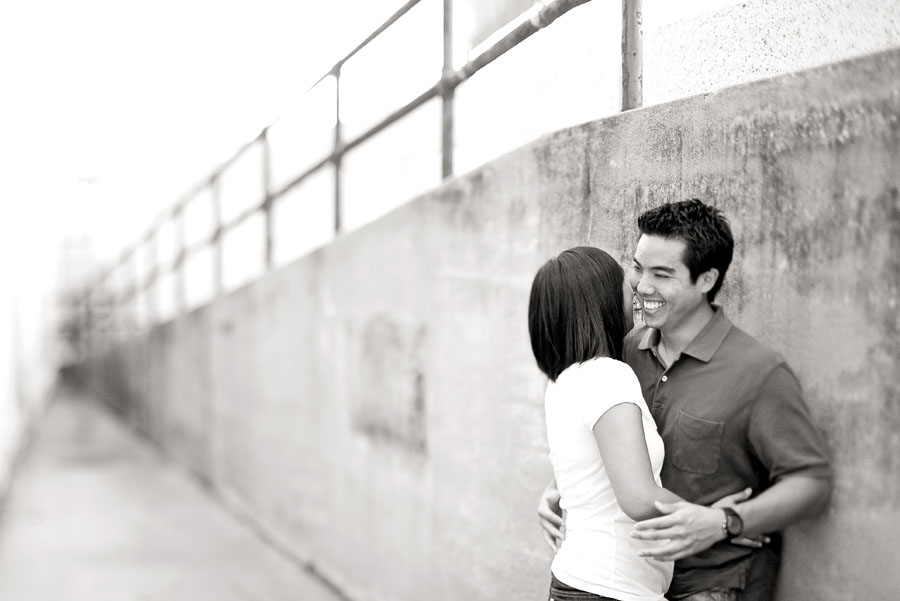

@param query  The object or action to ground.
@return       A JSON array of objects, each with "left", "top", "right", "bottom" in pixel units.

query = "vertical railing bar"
[
  {"left": 107, "top": 264, "right": 117, "bottom": 345},
  {"left": 441, "top": 0, "right": 455, "bottom": 179},
  {"left": 305, "top": 0, "right": 426, "bottom": 94},
  {"left": 118, "top": 246, "right": 134, "bottom": 334},
  {"left": 128, "top": 247, "right": 138, "bottom": 333},
  {"left": 79, "top": 291, "right": 88, "bottom": 359},
  {"left": 174, "top": 206, "right": 186, "bottom": 315},
  {"left": 211, "top": 175, "right": 224, "bottom": 298},
  {"left": 621, "top": 0, "right": 643, "bottom": 110},
  {"left": 333, "top": 67, "right": 343, "bottom": 234},
  {"left": 112, "top": 263, "right": 122, "bottom": 335},
  {"left": 147, "top": 230, "right": 159, "bottom": 327},
  {"left": 261, "top": 129, "right": 274, "bottom": 270},
  {"left": 84, "top": 287, "right": 93, "bottom": 357},
  {"left": 85, "top": 0, "right": 595, "bottom": 333}
]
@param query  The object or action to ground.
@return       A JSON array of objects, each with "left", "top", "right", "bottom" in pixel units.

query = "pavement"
[{"left": 0, "top": 388, "right": 346, "bottom": 601}]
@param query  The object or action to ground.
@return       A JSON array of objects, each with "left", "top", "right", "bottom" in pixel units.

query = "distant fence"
[{"left": 67, "top": 0, "right": 644, "bottom": 358}]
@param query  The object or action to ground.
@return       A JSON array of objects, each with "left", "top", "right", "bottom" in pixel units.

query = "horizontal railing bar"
[
  {"left": 142, "top": 268, "right": 158, "bottom": 292},
  {"left": 87, "top": 0, "right": 592, "bottom": 315},
  {"left": 271, "top": 153, "right": 333, "bottom": 201},
  {"left": 343, "top": 82, "right": 442, "bottom": 155},
  {"left": 273, "top": 82, "right": 442, "bottom": 199},
  {"left": 183, "top": 237, "right": 210, "bottom": 258},
  {"left": 220, "top": 201, "right": 263, "bottom": 238},
  {"left": 307, "top": 0, "right": 426, "bottom": 90},
  {"left": 272, "top": 0, "right": 589, "bottom": 205},
  {"left": 458, "top": 0, "right": 590, "bottom": 80},
  {"left": 170, "top": 133, "right": 262, "bottom": 214},
  {"left": 105, "top": 133, "right": 265, "bottom": 281}
]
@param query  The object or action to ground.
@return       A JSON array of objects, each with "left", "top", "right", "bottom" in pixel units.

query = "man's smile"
[{"left": 641, "top": 299, "right": 665, "bottom": 312}]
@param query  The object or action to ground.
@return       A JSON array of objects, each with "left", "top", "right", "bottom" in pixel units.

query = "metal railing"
[{"left": 70, "top": 0, "right": 644, "bottom": 356}]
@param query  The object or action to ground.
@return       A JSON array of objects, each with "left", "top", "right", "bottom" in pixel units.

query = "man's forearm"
[
  {"left": 630, "top": 477, "right": 830, "bottom": 560},
  {"left": 737, "top": 475, "right": 831, "bottom": 535}
]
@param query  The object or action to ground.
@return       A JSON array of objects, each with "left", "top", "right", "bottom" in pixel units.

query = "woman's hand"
[
  {"left": 631, "top": 501, "right": 727, "bottom": 561},
  {"left": 631, "top": 488, "right": 771, "bottom": 560},
  {"left": 537, "top": 480, "right": 565, "bottom": 551}
]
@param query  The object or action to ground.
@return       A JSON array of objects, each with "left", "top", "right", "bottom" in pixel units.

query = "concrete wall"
[
  {"left": 336, "top": 0, "right": 900, "bottom": 233},
  {"left": 80, "top": 48, "right": 900, "bottom": 601},
  {"left": 643, "top": 0, "right": 900, "bottom": 107}
]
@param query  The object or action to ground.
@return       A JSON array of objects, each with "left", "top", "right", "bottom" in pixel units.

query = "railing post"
[
  {"left": 86, "top": 0, "right": 597, "bottom": 324},
  {"left": 333, "top": 66, "right": 343, "bottom": 235},
  {"left": 106, "top": 266, "right": 118, "bottom": 343},
  {"left": 84, "top": 287, "right": 95, "bottom": 356},
  {"left": 146, "top": 230, "right": 159, "bottom": 326},
  {"left": 174, "top": 207, "right": 186, "bottom": 315},
  {"left": 78, "top": 291, "right": 89, "bottom": 359},
  {"left": 211, "top": 175, "right": 224, "bottom": 297},
  {"left": 261, "top": 128, "right": 274, "bottom": 270},
  {"left": 441, "top": 0, "right": 454, "bottom": 178},
  {"left": 621, "top": 0, "right": 643, "bottom": 111},
  {"left": 127, "top": 248, "right": 138, "bottom": 333}
]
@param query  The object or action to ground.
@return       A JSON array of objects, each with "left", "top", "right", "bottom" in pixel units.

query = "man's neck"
[{"left": 658, "top": 303, "right": 716, "bottom": 359}]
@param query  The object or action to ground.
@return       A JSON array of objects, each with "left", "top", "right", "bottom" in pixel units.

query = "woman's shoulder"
[{"left": 560, "top": 357, "right": 639, "bottom": 387}]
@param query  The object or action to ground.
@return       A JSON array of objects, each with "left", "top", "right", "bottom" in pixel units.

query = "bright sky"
[
  {"left": 0, "top": 0, "right": 406, "bottom": 409},
  {"left": 0, "top": 0, "right": 404, "bottom": 269},
  {"left": 0, "top": 0, "right": 738, "bottom": 279},
  {"left": 0, "top": 0, "right": 741, "bottom": 373},
  {"left": 0, "top": 0, "right": 753, "bottom": 450}
]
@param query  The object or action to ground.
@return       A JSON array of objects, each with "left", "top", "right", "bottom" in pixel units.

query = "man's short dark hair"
[
  {"left": 637, "top": 198, "right": 734, "bottom": 302},
  {"left": 528, "top": 246, "right": 627, "bottom": 381}
]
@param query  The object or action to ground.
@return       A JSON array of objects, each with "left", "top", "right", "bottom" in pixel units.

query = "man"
[{"left": 538, "top": 199, "right": 831, "bottom": 600}]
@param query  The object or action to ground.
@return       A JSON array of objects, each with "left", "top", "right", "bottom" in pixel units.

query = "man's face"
[{"left": 629, "top": 235, "right": 710, "bottom": 334}]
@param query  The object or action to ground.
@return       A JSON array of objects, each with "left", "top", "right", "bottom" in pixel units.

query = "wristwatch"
[{"left": 722, "top": 507, "right": 744, "bottom": 539}]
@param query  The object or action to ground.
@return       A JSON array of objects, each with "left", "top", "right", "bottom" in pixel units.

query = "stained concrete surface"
[
  {"left": 76, "top": 47, "right": 900, "bottom": 601},
  {"left": 0, "top": 389, "right": 344, "bottom": 601}
]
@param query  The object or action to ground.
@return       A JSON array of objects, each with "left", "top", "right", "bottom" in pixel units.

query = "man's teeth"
[{"left": 643, "top": 300, "right": 664, "bottom": 311}]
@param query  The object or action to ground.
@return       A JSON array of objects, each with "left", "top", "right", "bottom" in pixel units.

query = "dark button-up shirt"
[{"left": 624, "top": 307, "right": 831, "bottom": 599}]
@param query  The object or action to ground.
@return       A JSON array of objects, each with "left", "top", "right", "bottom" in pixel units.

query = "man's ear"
[{"left": 697, "top": 268, "right": 720, "bottom": 294}]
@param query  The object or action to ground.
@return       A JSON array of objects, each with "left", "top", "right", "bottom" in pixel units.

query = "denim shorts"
[{"left": 548, "top": 573, "right": 621, "bottom": 601}]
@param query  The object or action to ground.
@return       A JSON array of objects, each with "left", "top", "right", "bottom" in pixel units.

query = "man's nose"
[{"left": 636, "top": 273, "right": 652, "bottom": 295}]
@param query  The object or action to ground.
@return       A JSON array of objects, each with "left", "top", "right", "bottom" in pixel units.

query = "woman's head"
[{"left": 528, "top": 246, "right": 628, "bottom": 381}]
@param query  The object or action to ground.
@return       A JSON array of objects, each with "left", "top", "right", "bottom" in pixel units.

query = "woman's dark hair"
[{"left": 528, "top": 246, "right": 627, "bottom": 381}]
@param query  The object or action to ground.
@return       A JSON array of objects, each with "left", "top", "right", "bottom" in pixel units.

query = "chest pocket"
[{"left": 671, "top": 410, "right": 725, "bottom": 475}]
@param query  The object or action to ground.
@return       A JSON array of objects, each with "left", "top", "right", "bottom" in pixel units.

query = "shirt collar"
[{"left": 636, "top": 305, "right": 733, "bottom": 363}]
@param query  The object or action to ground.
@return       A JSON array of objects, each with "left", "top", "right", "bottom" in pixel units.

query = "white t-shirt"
[{"left": 545, "top": 357, "right": 673, "bottom": 601}]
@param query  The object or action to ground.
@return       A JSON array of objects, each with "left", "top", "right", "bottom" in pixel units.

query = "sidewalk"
[{"left": 0, "top": 388, "right": 346, "bottom": 601}]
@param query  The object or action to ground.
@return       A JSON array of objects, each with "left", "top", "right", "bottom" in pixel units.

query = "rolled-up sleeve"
[{"left": 747, "top": 363, "right": 832, "bottom": 482}]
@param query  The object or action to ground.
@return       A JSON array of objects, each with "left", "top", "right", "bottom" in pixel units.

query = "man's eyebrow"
[
  {"left": 653, "top": 266, "right": 677, "bottom": 274},
  {"left": 633, "top": 257, "right": 676, "bottom": 274}
]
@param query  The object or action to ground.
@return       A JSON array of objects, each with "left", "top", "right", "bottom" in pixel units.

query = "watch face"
[{"left": 726, "top": 513, "right": 743, "bottom": 537}]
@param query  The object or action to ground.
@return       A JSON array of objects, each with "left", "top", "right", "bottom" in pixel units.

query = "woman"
[{"left": 528, "top": 246, "right": 681, "bottom": 601}]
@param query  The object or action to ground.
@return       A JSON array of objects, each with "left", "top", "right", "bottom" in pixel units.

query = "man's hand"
[
  {"left": 630, "top": 500, "right": 726, "bottom": 561},
  {"left": 537, "top": 481, "right": 565, "bottom": 551}
]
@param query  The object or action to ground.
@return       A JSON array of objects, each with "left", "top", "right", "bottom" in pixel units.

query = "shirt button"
[{"left": 661, "top": 375, "right": 668, "bottom": 382}]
